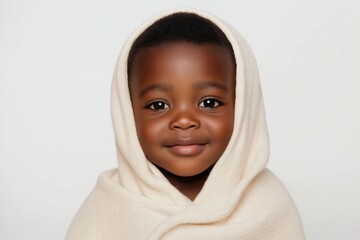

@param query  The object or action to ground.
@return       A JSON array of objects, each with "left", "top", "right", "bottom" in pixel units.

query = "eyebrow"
[
  {"left": 195, "top": 81, "right": 229, "bottom": 92},
  {"left": 138, "top": 84, "right": 169, "bottom": 97}
]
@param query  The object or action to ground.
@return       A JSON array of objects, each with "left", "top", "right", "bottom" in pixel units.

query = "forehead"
[{"left": 129, "top": 43, "right": 236, "bottom": 88}]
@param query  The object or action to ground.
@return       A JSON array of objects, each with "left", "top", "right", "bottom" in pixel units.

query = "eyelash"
[
  {"left": 199, "top": 98, "right": 224, "bottom": 108},
  {"left": 144, "top": 98, "right": 224, "bottom": 111},
  {"left": 145, "top": 100, "right": 170, "bottom": 110}
]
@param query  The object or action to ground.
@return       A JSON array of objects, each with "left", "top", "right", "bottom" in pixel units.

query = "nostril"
[
  {"left": 188, "top": 124, "right": 198, "bottom": 129},
  {"left": 173, "top": 123, "right": 197, "bottom": 130},
  {"left": 170, "top": 116, "right": 200, "bottom": 130}
]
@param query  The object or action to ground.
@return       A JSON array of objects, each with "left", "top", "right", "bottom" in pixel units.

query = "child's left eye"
[{"left": 199, "top": 98, "right": 223, "bottom": 108}]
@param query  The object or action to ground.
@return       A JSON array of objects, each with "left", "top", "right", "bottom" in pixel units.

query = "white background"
[{"left": 1, "top": 0, "right": 359, "bottom": 239}]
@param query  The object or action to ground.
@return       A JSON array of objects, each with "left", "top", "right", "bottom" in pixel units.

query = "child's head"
[{"left": 127, "top": 13, "right": 237, "bottom": 178}]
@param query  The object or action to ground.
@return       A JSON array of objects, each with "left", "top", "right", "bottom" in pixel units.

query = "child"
[{"left": 65, "top": 9, "right": 305, "bottom": 240}]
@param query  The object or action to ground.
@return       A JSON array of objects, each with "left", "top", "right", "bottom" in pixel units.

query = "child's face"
[{"left": 129, "top": 43, "right": 235, "bottom": 177}]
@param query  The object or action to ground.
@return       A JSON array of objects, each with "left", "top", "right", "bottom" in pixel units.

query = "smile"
[{"left": 166, "top": 144, "right": 206, "bottom": 156}]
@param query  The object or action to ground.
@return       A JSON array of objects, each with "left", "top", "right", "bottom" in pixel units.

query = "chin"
[{"left": 161, "top": 164, "right": 215, "bottom": 178}]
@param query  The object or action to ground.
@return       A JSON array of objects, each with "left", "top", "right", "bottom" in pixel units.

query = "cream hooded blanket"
[{"left": 65, "top": 9, "right": 305, "bottom": 240}]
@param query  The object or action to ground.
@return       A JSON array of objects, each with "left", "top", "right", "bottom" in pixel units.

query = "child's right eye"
[{"left": 145, "top": 101, "right": 170, "bottom": 110}]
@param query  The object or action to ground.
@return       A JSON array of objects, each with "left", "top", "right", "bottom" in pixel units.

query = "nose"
[{"left": 169, "top": 110, "right": 200, "bottom": 130}]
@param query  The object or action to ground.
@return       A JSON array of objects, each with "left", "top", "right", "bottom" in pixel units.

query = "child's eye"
[
  {"left": 199, "top": 98, "right": 223, "bottom": 108},
  {"left": 145, "top": 100, "right": 170, "bottom": 110}
]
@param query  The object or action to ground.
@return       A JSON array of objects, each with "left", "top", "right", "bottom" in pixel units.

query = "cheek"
[
  {"left": 203, "top": 115, "right": 234, "bottom": 141},
  {"left": 136, "top": 117, "right": 168, "bottom": 144}
]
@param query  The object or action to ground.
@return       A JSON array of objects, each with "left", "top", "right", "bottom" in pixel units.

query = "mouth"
[{"left": 164, "top": 138, "right": 208, "bottom": 157}]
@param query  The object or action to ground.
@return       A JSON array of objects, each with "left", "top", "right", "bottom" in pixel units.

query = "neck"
[{"left": 157, "top": 165, "right": 213, "bottom": 201}]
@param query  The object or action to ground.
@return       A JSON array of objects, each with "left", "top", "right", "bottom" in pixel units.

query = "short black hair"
[{"left": 127, "top": 12, "right": 236, "bottom": 77}]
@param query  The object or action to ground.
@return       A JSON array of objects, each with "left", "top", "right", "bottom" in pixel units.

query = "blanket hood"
[{"left": 111, "top": 8, "right": 269, "bottom": 205}]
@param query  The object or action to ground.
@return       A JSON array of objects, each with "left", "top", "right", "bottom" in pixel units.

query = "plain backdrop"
[{"left": 1, "top": 0, "right": 359, "bottom": 239}]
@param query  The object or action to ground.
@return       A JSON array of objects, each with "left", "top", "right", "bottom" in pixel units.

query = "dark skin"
[{"left": 129, "top": 43, "right": 236, "bottom": 201}]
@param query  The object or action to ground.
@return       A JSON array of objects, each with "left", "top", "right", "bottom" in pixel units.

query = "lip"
[
  {"left": 166, "top": 144, "right": 206, "bottom": 156},
  {"left": 164, "top": 137, "right": 207, "bottom": 156}
]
